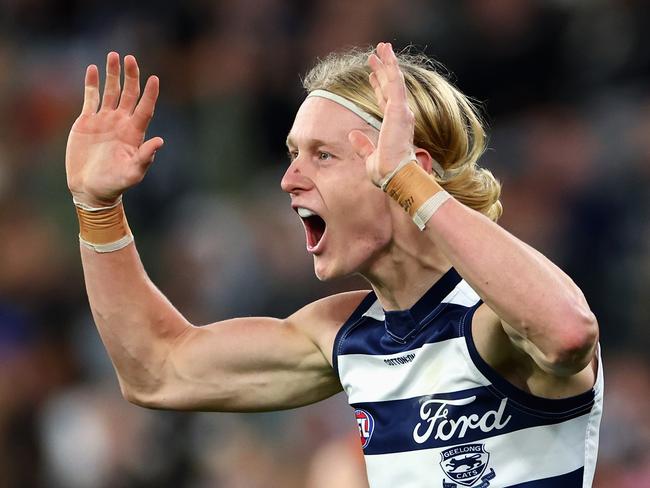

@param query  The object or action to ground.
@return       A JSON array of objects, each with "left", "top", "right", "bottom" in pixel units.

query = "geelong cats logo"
[{"left": 440, "top": 444, "right": 495, "bottom": 487}]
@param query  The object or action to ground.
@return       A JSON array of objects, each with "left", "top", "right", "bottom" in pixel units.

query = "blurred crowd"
[{"left": 0, "top": 0, "right": 649, "bottom": 486}]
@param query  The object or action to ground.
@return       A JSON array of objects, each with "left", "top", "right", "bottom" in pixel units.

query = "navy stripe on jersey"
[
  {"left": 508, "top": 467, "right": 583, "bottom": 487},
  {"left": 352, "top": 386, "right": 593, "bottom": 455},
  {"left": 338, "top": 303, "right": 472, "bottom": 357},
  {"left": 333, "top": 268, "right": 465, "bottom": 361},
  {"left": 460, "top": 301, "right": 597, "bottom": 414}
]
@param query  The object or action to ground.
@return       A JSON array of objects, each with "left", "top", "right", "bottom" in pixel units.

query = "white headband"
[{"left": 306, "top": 89, "right": 445, "bottom": 178}]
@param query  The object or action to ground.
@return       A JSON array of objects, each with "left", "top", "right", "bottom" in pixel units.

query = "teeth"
[{"left": 297, "top": 207, "right": 316, "bottom": 218}]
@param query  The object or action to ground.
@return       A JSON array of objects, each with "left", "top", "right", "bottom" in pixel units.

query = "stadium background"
[{"left": 1, "top": 0, "right": 649, "bottom": 486}]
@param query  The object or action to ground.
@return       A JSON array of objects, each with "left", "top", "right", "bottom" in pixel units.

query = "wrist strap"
[
  {"left": 73, "top": 197, "right": 133, "bottom": 253},
  {"left": 412, "top": 191, "right": 451, "bottom": 230},
  {"left": 383, "top": 161, "right": 451, "bottom": 230},
  {"left": 72, "top": 196, "right": 123, "bottom": 212},
  {"left": 379, "top": 151, "right": 445, "bottom": 190},
  {"left": 79, "top": 234, "right": 134, "bottom": 253},
  {"left": 379, "top": 151, "right": 418, "bottom": 191}
]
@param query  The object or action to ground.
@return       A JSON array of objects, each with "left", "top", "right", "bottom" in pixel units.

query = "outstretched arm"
[
  {"left": 66, "top": 53, "right": 356, "bottom": 411},
  {"left": 349, "top": 43, "right": 598, "bottom": 379}
]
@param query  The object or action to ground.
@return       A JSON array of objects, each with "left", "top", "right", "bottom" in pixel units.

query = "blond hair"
[{"left": 302, "top": 47, "right": 503, "bottom": 221}]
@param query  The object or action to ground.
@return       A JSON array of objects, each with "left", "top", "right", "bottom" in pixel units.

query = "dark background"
[{"left": 0, "top": 0, "right": 648, "bottom": 486}]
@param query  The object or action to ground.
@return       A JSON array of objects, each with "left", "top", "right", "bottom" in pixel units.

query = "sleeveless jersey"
[{"left": 332, "top": 268, "right": 603, "bottom": 488}]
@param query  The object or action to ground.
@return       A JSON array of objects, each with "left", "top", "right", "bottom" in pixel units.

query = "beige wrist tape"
[
  {"left": 74, "top": 197, "right": 134, "bottom": 253},
  {"left": 383, "top": 161, "right": 451, "bottom": 230}
]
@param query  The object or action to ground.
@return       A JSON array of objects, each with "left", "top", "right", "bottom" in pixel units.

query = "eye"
[
  {"left": 288, "top": 150, "right": 299, "bottom": 162},
  {"left": 318, "top": 151, "right": 333, "bottom": 161}
]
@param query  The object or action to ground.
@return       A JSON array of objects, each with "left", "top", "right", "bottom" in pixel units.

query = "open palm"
[
  {"left": 66, "top": 52, "right": 163, "bottom": 207},
  {"left": 348, "top": 42, "right": 416, "bottom": 187}
]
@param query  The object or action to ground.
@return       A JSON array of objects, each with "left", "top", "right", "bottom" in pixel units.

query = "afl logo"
[{"left": 354, "top": 409, "right": 375, "bottom": 449}]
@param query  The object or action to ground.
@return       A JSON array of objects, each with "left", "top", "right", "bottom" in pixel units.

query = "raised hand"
[
  {"left": 348, "top": 42, "right": 416, "bottom": 187},
  {"left": 66, "top": 52, "right": 164, "bottom": 207}
]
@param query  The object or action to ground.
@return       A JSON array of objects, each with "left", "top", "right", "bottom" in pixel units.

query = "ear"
[
  {"left": 414, "top": 147, "right": 434, "bottom": 174},
  {"left": 348, "top": 130, "right": 376, "bottom": 160}
]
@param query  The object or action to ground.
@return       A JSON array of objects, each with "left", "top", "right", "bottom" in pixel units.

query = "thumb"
[
  {"left": 348, "top": 130, "right": 375, "bottom": 161},
  {"left": 136, "top": 136, "right": 164, "bottom": 166}
]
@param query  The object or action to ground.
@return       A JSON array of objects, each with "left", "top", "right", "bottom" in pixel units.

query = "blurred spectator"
[{"left": 593, "top": 355, "right": 650, "bottom": 486}]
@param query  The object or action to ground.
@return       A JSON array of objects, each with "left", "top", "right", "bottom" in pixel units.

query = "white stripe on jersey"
[
  {"left": 339, "top": 338, "right": 491, "bottom": 404},
  {"left": 441, "top": 279, "right": 482, "bottom": 307},
  {"left": 582, "top": 345, "right": 604, "bottom": 488}
]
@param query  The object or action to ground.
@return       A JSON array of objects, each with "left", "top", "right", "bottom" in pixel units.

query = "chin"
[
  {"left": 313, "top": 256, "right": 347, "bottom": 282},
  {"left": 313, "top": 250, "right": 368, "bottom": 281},
  {"left": 311, "top": 233, "right": 387, "bottom": 281},
  {"left": 313, "top": 263, "right": 338, "bottom": 282}
]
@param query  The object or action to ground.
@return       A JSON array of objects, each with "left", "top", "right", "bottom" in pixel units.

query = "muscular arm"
[
  {"left": 422, "top": 199, "right": 598, "bottom": 377},
  {"left": 67, "top": 53, "right": 362, "bottom": 412},
  {"left": 82, "top": 242, "right": 363, "bottom": 411}
]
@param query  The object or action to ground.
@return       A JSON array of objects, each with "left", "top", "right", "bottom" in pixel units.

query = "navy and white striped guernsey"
[{"left": 333, "top": 268, "right": 603, "bottom": 488}]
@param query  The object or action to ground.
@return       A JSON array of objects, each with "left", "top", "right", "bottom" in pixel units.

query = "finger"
[
  {"left": 369, "top": 53, "right": 392, "bottom": 98},
  {"left": 348, "top": 130, "right": 376, "bottom": 160},
  {"left": 369, "top": 72, "right": 386, "bottom": 111},
  {"left": 380, "top": 42, "right": 398, "bottom": 66},
  {"left": 370, "top": 45, "right": 407, "bottom": 106},
  {"left": 376, "top": 42, "right": 387, "bottom": 58},
  {"left": 134, "top": 136, "right": 164, "bottom": 167},
  {"left": 81, "top": 64, "right": 100, "bottom": 114},
  {"left": 383, "top": 43, "right": 404, "bottom": 85},
  {"left": 132, "top": 75, "right": 159, "bottom": 132},
  {"left": 368, "top": 52, "right": 385, "bottom": 80},
  {"left": 377, "top": 47, "right": 403, "bottom": 87},
  {"left": 101, "top": 52, "right": 121, "bottom": 111},
  {"left": 118, "top": 55, "right": 140, "bottom": 113},
  {"left": 374, "top": 42, "right": 393, "bottom": 72},
  {"left": 369, "top": 53, "right": 392, "bottom": 105}
]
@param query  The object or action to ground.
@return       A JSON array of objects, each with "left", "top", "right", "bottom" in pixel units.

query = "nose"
[{"left": 280, "top": 157, "right": 313, "bottom": 194}]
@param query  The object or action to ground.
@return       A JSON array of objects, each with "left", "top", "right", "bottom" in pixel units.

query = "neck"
[{"left": 361, "top": 221, "right": 452, "bottom": 311}]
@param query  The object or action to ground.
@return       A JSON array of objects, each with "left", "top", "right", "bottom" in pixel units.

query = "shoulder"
[{"left": 287, "top": 290, "right": 371, "bottom": 366}]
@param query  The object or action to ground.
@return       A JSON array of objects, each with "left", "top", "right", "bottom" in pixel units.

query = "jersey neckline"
[{"left": 382, "top": 267, "right": 462, "bottom": 342}]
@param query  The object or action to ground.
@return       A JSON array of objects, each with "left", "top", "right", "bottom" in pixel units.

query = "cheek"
[
  {"left": 348, "top": 194, "right": 393, "bottom": 242},
  {"left": 325, "top": 169, "right": 392, "bottom": 236}
]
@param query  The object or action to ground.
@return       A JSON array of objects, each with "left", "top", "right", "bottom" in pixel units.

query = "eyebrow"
[{"left": 285, "top": 136, "right": 343, "bottom": 151}]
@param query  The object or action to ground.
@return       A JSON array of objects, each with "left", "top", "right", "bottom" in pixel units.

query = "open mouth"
[{"left": 297, "top": 207, "right": 327, "bottom": 252}]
